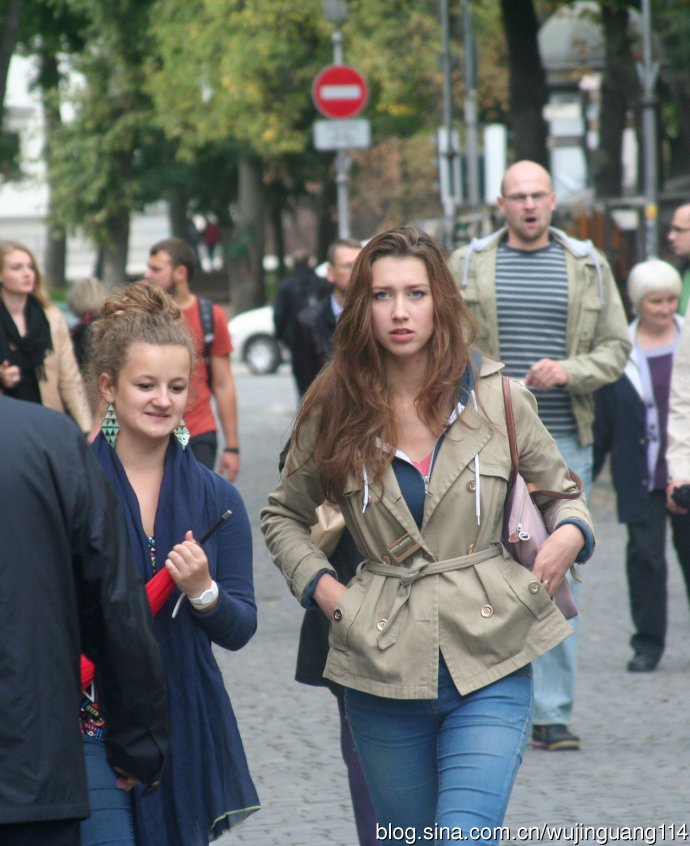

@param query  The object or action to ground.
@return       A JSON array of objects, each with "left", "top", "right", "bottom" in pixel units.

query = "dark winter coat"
[{"left": 0, "top": 397, "right": 168, "bottom": 825}]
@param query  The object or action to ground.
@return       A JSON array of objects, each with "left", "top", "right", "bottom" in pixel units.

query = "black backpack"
[{"left": 197, "top": 295, "right": 215, "bottom": 388}]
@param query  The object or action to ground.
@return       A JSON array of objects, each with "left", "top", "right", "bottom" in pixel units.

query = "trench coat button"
[
  {"left": 528, "top": 581, "right": 540, "bottom": 594},
  {"left": 466, "top": 543, "right": 476, "bottom": 554},
  {"left": 480, "top": 604, "right": 493, "bottom": 618},
  {"left": 333, "top": 608, "right": 343, "bottom": 621},
  {"left": 382, "top": 554, "right": 391, "bottom": 565},
  {"left": 376, "top": 618, "right": 388, "bottom": 631},
  {"left": 467, "top": 480, "right": 477, "bottom": 492}
]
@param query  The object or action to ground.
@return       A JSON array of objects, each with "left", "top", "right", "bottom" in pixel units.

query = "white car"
[{"left": 228, "top": 305, "right": 287, "bottom": 375}]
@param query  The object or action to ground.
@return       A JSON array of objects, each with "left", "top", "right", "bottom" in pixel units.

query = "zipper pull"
[{"left": 424, "top": 474, "right": 430, "bottom": 495}]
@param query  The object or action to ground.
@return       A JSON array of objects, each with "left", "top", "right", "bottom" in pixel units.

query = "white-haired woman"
[{"left": 594, "top": 258, "right": 690, "bottom": 673}]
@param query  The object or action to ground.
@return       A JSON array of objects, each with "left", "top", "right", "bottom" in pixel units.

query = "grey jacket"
[
  {"left": 449, "top": 227, "right": 631, "bottom": 446},
  {"left": 261, "top": 359, "right": 593, "bottom": 699}
]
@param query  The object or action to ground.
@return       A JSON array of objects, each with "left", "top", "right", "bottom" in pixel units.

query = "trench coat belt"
[{"left": 363, "top": 542, "right": 508, "bottom": 649}]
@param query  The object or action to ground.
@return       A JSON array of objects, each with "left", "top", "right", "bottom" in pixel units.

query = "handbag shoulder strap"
[
  {"left": 501, "top": 375, "right": 583, "bottom": 501},
  {"left": 501, "top": 376, "right": 519, "bottom": 486}
]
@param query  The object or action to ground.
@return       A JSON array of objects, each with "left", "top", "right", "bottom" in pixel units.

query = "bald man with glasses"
[
  {"left": 450, "top": 160, "right": 630, "bottom": 752},
  {"left": 667, "top": 203, "right": 690, "bottom": 314}
]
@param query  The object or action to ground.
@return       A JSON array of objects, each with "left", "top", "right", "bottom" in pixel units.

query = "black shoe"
[
  {"left": 532, "top": 723, "right": 580, "bottom": 751},
  {"left": 627, "top": 653, "right": 659, "bottom": 673}
]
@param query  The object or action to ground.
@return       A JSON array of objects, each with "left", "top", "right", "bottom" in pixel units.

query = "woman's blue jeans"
[
  {"left": 80, "top": 736, "right": 135, "bottom": 846},
  {"left": 344, "top": 659, "right": 532, "bottom": 846}
]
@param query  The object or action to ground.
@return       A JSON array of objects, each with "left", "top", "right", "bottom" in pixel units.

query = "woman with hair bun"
[
  {"left": 0, "top": 240, "right": 91, "bottom": 432},
  {"left": 82, "top": 280, "right": 259, "bottom": 846}
]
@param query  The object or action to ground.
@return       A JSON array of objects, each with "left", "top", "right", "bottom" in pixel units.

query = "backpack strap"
[{"left": 197, "top": 295, "right": 215, "bottom": 389}]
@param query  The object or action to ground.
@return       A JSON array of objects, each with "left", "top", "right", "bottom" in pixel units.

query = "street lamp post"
[
  {"left": 638, "top": 0, "right": 659, "bottom": 258},
  {"left": 322, "top": 0, "right": 351, "bottom": 239},
  {"left": 462, "top": 0, "right": 479, "bottom": 210},
  {"left": 440, "top": 0, "right": 457, "bottom": 250}
]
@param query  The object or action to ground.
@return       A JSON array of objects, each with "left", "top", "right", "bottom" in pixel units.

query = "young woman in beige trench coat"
[{"left": 261, "top": 226, "right": 594, "bottom": 846}]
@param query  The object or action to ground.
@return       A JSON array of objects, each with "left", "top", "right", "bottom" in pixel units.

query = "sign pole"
[
  {"left": 638, "top": 0, "right": 659, "bottom": 258},
  {"left": 330, "top": 27, "right": 350, "bottom": 238},
  {"left": 316, "top": 6, "right": 369, "bottom": 240}
]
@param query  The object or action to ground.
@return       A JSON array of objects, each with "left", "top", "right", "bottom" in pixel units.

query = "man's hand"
[
  {"left": 219, "top": 450, "right": 239, "bottom": 482},
  {"left": 525, "top": 358, "right": 568, "bottom": 391},
  {"left": 667, "top": 481, "right": 690, "bottom": 515}
]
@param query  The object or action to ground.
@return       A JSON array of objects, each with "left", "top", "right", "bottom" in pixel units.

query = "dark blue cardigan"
[{"left": 593, "top": 374, "right": 653, "bottom": 524}]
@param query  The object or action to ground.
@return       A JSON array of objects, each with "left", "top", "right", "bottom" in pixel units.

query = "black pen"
[
  {"left": 197, "top": 509, "right": 233, "bottom": 545},
  {"left": 171, "top": 510, "right": 233, "bottom": 618}
]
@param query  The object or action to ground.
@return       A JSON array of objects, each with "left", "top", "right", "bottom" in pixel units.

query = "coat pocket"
[
  {"left": 441, "top": 555, "right": 555, "bottom": 665},
  {"left": 328, "top": 571, "right": 395, "bottom": 654},
  {"left": 328, "top": 579, "right": 367, "bottom": 652},
  {"left": 574, "top": 290, "right": 602, "bottom": 353}
]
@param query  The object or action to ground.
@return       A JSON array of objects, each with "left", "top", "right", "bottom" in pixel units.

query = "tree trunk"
[
  {"left": 166, "top": 185, "right": 189, "bottom": 238},
  {"left": 229, "top": 156, "right": 265, "bottom": 313},
  {"left": 39, "top": 53, "right": 66, "bottom": 291},
  {"left": 500, "top": 0, "right": 549, "bottom": 166},
  {"left": 101, "top": 209, "right": 130, "bottom": 290},
  {"left": 667, "top": 77, "right": 690, "bottom": 179},
  {"left": 594, "top": 5, "right": 637, "bottom": 197},
  {"left": 0, "top": 0, "right": 23, "bottom": 118}
]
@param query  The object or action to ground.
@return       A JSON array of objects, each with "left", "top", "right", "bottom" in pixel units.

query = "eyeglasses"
[
  {"left": 503, "top": 192, "right": 551, "bottom": 204},
  {"left": 669, "top": 225, "right": 690, "bottom": 234}
]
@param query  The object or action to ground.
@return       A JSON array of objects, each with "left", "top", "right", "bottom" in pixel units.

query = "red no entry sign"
[{"left": 312, "top": 64, "right": 369, "bottom": 119}]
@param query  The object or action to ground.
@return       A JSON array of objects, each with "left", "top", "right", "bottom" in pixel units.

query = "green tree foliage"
[{"left": 147, "top": 0, "right": 328, "bottom": 160}]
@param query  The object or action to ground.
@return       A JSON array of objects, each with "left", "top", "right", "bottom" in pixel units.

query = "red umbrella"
[
  {"left": 79, "top": 509, "right": 232, "bottom": 691},
  {"left": 80, "top": 568, "right": 176, "bottom": 690}
]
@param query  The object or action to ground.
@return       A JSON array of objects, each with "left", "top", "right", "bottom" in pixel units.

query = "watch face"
[{"left": 191, "top": 583, "right": 218, "bottom": 608}]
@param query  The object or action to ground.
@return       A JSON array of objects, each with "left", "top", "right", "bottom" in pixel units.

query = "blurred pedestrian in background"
[
  {"left": 290, "top": 238, "right": 361, "bottom": 396},
  {"left": 594, "top": 259, "right": 690, "bottom": 672},
  {"left": 273, "top": 247, "right": 329, "bottom": 395},
  {"left": 0, "top": 397, "right": 168, "bottom": 846},
  {"left": 83, "top": 281, "right": 258, "bottom": 846},
  {"left": 145, "top": 237, "right": 241, "bottom": 480},
  {"left": 666, "top": 257, "right": 690, "bottom": 584},
  {"left": 273, "top": 248, "right": 327, "bottom": 345},
  {"left": 0, "top": 240, "right": 92, "bottom": 434},
  {"left": 666, "top": 202, "right": 690, "bottom": 315},
  {"left": 202, "top": 216, "right": 221, "bottom": 270},
  {"left": 67, "top": 276, "right": 106, "bottom": 373}
]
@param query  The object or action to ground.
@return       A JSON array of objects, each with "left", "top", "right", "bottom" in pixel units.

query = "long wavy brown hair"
[{"left": 294, "top": 225, "right": 476, "bottom": 501}]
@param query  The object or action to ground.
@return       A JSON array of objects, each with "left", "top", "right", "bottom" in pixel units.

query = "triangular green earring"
[
  {"left": 173, "top": 419, "right": 189, "bottom": 449},
  {"left": 102, "top": 403, "right": 119, "bottom": 447}
]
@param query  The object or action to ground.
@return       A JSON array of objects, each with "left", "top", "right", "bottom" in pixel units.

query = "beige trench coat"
[
  {"left": 261, "top": 358, "right": 594, "bottom": 699},
  {"left": 40, "top": 306, "right": 92, "bottom": 433}
]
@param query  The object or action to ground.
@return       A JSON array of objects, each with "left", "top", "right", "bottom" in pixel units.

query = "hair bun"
[{"left": 103, "top": 280, "right": 182, "bottom": 321}]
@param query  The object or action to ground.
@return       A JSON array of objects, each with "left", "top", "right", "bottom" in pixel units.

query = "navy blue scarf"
[{"left": 92, "top": 434, "right": 259, "bottom": 844}]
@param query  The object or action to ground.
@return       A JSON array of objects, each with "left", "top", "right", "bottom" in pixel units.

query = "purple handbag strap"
[{"left": 501, "top": 376, "right": 584, "bottom": 500}]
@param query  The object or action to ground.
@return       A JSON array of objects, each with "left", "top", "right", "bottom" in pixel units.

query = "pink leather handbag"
[{"left": 501, "top": 377, "right": 582, "bottom": 620}]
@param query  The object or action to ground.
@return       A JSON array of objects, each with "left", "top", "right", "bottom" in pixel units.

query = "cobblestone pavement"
[{"left": 215, "top": 369, "right": 689, "bottom": 846}]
